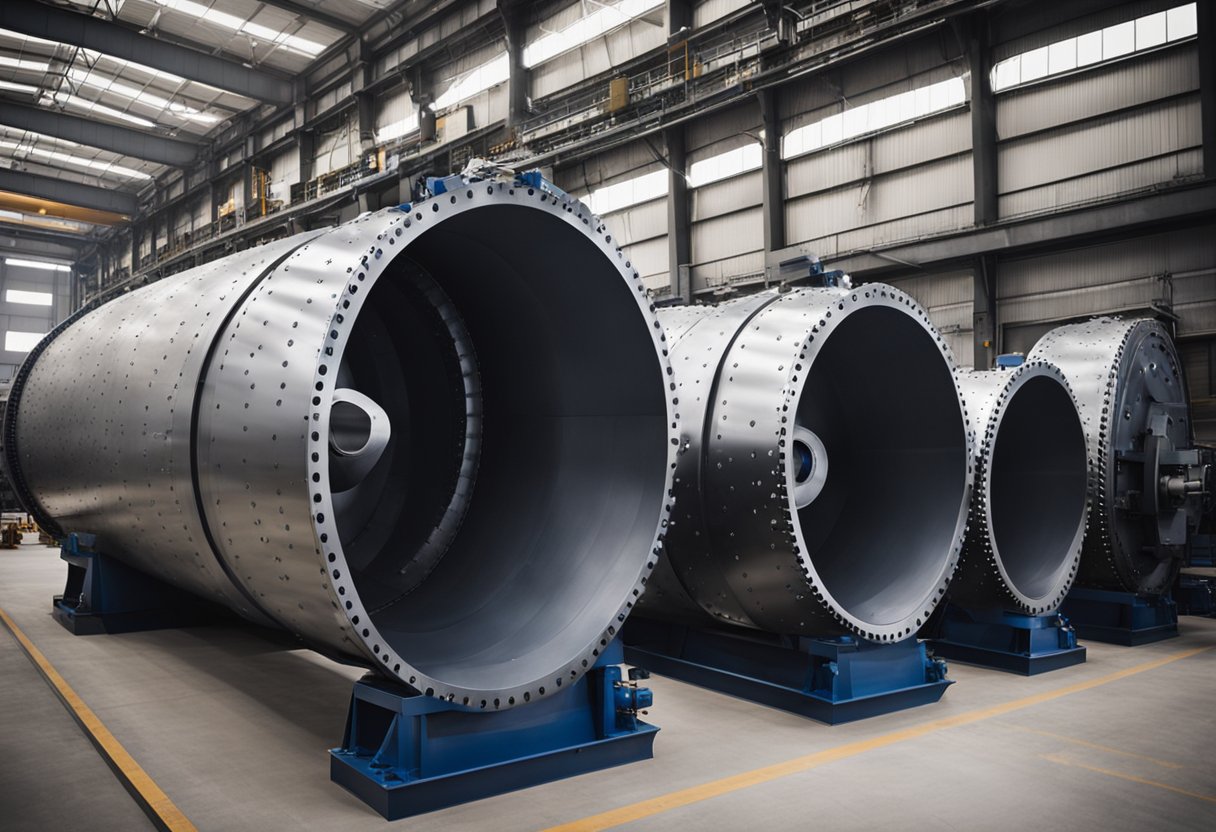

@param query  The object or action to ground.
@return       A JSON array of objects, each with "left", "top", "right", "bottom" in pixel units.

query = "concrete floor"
[{"left": 2, "top": 541, "right": 1215, "bottom": 832}]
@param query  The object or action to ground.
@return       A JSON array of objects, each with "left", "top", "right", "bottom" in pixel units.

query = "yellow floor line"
[
  {"left": 543, "top": 645, "right": 1211, "bottom": 832},
  {"left": 1004, "top": 724, "right": 1184, "bottom": 769},
  {"left": 0, "top": 606, "right": 198, "bottom": 832},
  {"left": 1043, "top": 753, "right": 1216, "bottom": 804}
]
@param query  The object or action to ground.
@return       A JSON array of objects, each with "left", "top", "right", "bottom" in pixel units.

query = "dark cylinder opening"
[
  {"left": 329, "top": 400, "right": 372, "bottom": 456},
  {"left": 989, "top": 375, "right": 1088, "bottom": 601},
  {"left": 339, "top": 204, "right": 671, "bottom": 695},
  {"left": 793, "top": 440, "right": 813, "bottom": 484},
  {"left": 794, "top": 305, "right": 967, "bottom": 630}
]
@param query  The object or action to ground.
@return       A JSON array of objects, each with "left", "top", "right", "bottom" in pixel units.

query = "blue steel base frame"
[
  {"left": 329, "top": 640, "right": 657, "bottom": 820},
  {"left": 52, "top": 533, "right": 219, "bottom": 635},
  {"left": 923, "top": 603, "right": 1086, "bottom": 675},
  {"left": 621, "top": 618, "right": 950, "bottom": 724},
  {"left": 1059, "top": 587, "right": 1179, "bottom": 645}
]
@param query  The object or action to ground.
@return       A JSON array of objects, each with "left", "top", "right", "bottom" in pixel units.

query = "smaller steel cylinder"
[{"left": 948, "top": 362, "right": 1090, "bottom": 613}]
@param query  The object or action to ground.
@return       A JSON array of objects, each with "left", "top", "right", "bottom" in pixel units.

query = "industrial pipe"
[
  {"left": 1029, "top": 317, "right": 1202, "bottom": 595},
  {"left": 948, "top": 362, "right": 1089, "bottom": 614},
  {"left": 639, "top": 284, "right": 972, "bottom": 642},
  {"left": 2, "top": 185, "right": 678, "bottom": 709}
]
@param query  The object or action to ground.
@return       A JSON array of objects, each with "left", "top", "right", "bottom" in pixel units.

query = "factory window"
[
  {"left": 781, "top": 76, "right": 966, "bottom": 161},
  {"left": 524, "top": 0, "right": 664, "bottom": 68},
  {"left": 687, "top": 142, "right": 762, "bottom": 187},
  {"left": 990, "top": 3, "right": 1197, "bottom": 92},
  {"left": 4, "top": 258, "right": 71, "bottom": 272},
  {"left": 5, "top": 290, "right": 53, "bottom": 306},
  {"left": 4, "top": 331, "right": 45, "bottom": 353},
  {"left": 431, "top": 54, "right": 511, "bottom": 111},
  {"left": 67, "top": 68, "right": 218, "bottom": 125},
  {"left": 582, "top": 168, "right": 668, "bottom": 215},
  {"left": 376, "top": 113, "right": 420, "bottom": 144}
]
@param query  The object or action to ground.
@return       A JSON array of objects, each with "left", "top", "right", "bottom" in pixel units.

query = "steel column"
[{"left": 666, "top": 128, "right": 690, "bottom": 299}]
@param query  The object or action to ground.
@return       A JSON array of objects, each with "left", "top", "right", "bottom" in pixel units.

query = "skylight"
[
  {"left": 524, "top": 0, "right": 664, "bottom": 68},
  {"left": 68, "top": 68, "right": 219, "bottom": 124},
  {"left": 687, "top": 143, "right": 762, "bottom": 187},
  {"left": 4, "top": 330, "right": 46, "bottom": 353},
  {"left": 0, "top": 137, "right": 154, "bottom": 180},
  {"left": 47, "top": 91, "right": 157, "bottom": 128},
  {"left": 5, "top": 289, "right": 54, "bottom": 306},
  {"left": 582, "top": 168, "right": 668, "bottom": 215},
  {"left": 0, "top": 79, "right": 40, "bottom": 95},
  {"left": 782, "top": 76, "right": 966, "bottom": 160},
  {"left": 432, "top": 53, "right": 510, "bottom": 111},
  {"left": 991, "top": 3, "right": 1197, "bottom": 92},
  {"left": 150, "top": 0, "right": 326, "bottom": 56}
]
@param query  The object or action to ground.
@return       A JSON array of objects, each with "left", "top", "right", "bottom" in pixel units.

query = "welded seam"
[{"left": 188, "top": 241, "right": 314, "bottom": 631}]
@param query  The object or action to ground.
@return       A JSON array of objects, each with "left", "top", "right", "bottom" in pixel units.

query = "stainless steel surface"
[
  {"left": 949, "top": 363, "right": 1089, "bottom": 614},
  {"left": 5, "top": 187, "right": 678, "bottom": 709},
  {"left": 1029, "top": 317, "right": 1191, "bottom": 595},
  {"left": 641, "top": 284, "right": 972, "bottom": 642}
]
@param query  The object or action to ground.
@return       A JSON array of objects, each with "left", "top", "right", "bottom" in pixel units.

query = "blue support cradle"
[
  {"left": 923, "top": 603, "right": 1086, "bottom": 675},
  {"left": 1059, "top": 587, "right": 1179, "bottom": 645},
  {"left": 622, "top": 618, "right": 950, "bottom": 725},
  {"left": 329, "top": 640, "right": 657, "bottom": 820}
]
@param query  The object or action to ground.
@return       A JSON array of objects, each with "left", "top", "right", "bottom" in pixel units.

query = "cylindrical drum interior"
[{"left": 5, "top": 188, "right": 677, "bottom": 708}]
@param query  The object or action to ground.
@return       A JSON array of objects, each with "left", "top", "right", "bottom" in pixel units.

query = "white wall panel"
[
  {"left": 998, "top": 95, "right": 1201, "bottom": 194},
  {"left": 997, "top": 44, "right": 1199, "bottom": 139}
]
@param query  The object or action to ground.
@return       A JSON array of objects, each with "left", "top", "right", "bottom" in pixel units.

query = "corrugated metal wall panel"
[
  {"left": 314, "top": 113, "right": 355, "bottom": 177},
  {"left": 268, "top": 145, "right": 300, "bottom": 205},
  {"left": 791, "top": 205, "right": 973, "bottom": 259},
  {"left": 694, "top": 0, "right": 752, "bottom": 28},
  {"left": 786, "top": 154, "right": 973, "bottom": 242},
  {"left": 555, "top": 140, "right": 663, "bottom": 192},
  {"left": 375, "top": 86, "right": 415, "bottom": 133},
  {"left": 690, "top": 206, "right": 762, "bottom": 269},
  {"left": 1000, "top": 278, "right": 1161, "bottom": 325},
  {"left": 999, "top": 225, "right": 1215, "bottom": 297},
  {"left": 998, "top": 148, "right": 1203, "bottom": 218},
  {"left": 531, "top": 19, "right": 667, "bottom": 99},
  {"left": 786, "top": 112, "right": 970, "bottom": 198},
  {"left": 691, "top": 250, "right": 765, "bottom": 290},
  {"left": 621, "top": 235, "right": 669, "bottom": 283},
  {"left": 998, "top": 94, "right": 1201, "bottom": 194},
  {"left": 602, "top": 197, "right": 668, "bottom": 246},
  {"left": 687, "top": 102, "right": 761, "bottom": 155},
  {"left": 691, "top": 170, "right": 762, "bottom": 221},
  {"left": 997, "top": 45, "right": 1199, "bottom": 139}
]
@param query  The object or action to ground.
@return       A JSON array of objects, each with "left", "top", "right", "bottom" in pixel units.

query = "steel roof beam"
[
  {"left": 256, "top": 0, "right": 358, "bottom": 35},
  {"left": 0, "top": 0, "right": 293, "bottom": 106},
  {"left": 0, "top": 101, "right": 198, "bottom": 166},
  {"left": 0, "top": 168, "right": 138, "bottom": 216}
]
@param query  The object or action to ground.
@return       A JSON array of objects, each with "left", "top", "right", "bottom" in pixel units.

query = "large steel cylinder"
[
  {"left": 948, "top": 362, "right": 1089, "bottom": 614},
  {"left": 3, "top": 187, "right": 678, "bottom": 709},
  {"left": 639, "top": 284, "right": 972, "bottom": 642},
  {"left": 1029, "top": 317, "right": 1195, "bottom": 595}
]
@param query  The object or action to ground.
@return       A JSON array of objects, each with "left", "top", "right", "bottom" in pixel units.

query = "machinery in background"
[
  {"left": 1, "top": 165, "right": 674, "bottom": 819},
  {"left": 626, "top": 281, "right": 971, "bottom": 723},
  {"left": 922, "top": 358, "right": 1091, "bottom": 673},
  {"left": 1031, "top": 318, "right": 1210, "bottom": 644}
]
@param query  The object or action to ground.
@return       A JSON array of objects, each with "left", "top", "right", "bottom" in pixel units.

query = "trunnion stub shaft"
[{"left": 641, "top": 284, "right": 973, "bottom": 643}]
